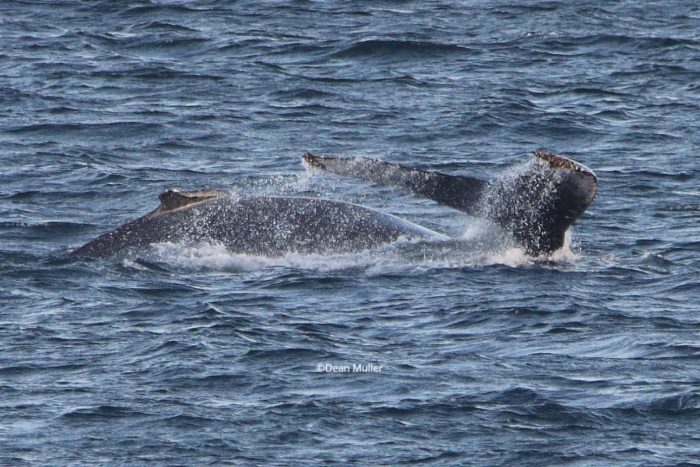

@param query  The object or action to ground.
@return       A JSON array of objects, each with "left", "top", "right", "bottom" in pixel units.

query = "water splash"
[{"left": 137, "top": 231, "right": 577, "bottom": 273}]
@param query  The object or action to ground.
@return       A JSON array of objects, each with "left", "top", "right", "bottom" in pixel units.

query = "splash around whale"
[{"left": 70, "top": 151, "right": 597, "bottom": 259}]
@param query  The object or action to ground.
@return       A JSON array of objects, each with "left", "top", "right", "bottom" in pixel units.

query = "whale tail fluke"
[{"left": 302, "top": 151, "right": 597, "bottom": 255}]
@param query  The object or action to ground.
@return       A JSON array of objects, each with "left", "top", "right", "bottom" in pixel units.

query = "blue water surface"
[{"left": 1, "top": 1, "right": 699, "bottom": 464}]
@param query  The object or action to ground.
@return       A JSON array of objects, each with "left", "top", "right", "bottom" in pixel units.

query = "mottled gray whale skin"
[{"left": 71, "top": 190, "right": 447, "bottom": 258}]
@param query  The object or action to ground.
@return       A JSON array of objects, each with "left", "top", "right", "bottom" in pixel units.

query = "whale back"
[{"left": 70, "top": 193, "right": 445, "bottom": 258}]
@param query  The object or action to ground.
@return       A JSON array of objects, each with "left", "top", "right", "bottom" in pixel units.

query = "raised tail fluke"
[{"left": 302, "top": 151, "right": 597, "bottom": 255}]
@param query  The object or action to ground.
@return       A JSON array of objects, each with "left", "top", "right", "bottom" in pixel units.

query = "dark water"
[{"left": 2, "top": 1, "right": 699, "bottom": 464}]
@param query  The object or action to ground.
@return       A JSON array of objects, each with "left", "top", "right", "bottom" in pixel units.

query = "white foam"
[
  {"left": 483, "top": 247, "right": 533, "bottom": 268},
  {"left": 141, "top": 232, "right": 578, "bottom": 273},
  {"left": 459, "top": 217, "right": 491, "bottom": 240},
  {"left": 546, "top": 229, "right": 579, "bottom": 263},
  {"left": 148, "top": 242, "right": 283, "bottom": 272},
  {"left": 146, "top": 241, "right": 374, "bottom": 272}
]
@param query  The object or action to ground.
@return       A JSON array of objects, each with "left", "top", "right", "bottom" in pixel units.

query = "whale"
[
  {"left": 71, "top": 151, "right": 597, "bottom": 258},
  {"left": 70, "top": 190, "right": 447, "bottom": 258}
]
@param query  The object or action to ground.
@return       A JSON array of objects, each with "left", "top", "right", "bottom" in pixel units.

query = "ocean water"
[{"left": 1, "top": 0, "right": 699, "bottom": 464}]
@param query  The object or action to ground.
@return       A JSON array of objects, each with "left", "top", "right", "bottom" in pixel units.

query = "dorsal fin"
[{"left": 157, "top": 188, "right": 227, "bottom": 212}]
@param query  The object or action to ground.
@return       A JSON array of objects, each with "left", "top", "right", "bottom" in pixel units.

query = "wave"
[
  {"left": 615, "top": 391, "right": 700, "bottom": 416},
  {"left": 5, "top": 121, "right": 162, "bottom": 136},
  {"left": 269, "top": 88, "right": 338, "bottom": 101},
  {"left": 129, "top": 21, "right": 201, "bottom": 34},
  {"left": 331, "top": 39, "right": 472, "bottom": 59},
  {"left": 3, "top": 221, "right": 94, "bottom": 234},
  {"left": 60, "top": 405, "right": 149, "bottom": 421},
  {"left": 118, "top": 4, "right": 208, "bottom": 17}
]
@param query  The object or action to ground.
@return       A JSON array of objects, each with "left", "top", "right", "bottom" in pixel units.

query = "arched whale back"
[
  {"left": 303, "top": 151, "right": 597, "bottom": 255},
  {"left": 71, "top": 193, "right": 446, "bottom": 258}
]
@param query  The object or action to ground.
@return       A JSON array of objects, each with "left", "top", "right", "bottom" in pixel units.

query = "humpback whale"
[
  {"left": 71, "top": 190, "right": 447, "bottom": 258},
  {"left": 71, "top": 151, "right": 596, "bottom": 258}
]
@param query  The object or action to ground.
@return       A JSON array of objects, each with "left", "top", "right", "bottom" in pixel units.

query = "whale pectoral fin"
[
  {"left": 302, "top": 152, "right": 487, "bottom": 214},
  {"left": 156, "top": 188, "right": 228, "bottom": 213}
]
